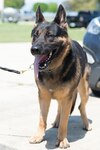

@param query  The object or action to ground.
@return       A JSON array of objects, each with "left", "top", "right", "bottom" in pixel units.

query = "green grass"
[
  {"left": 0, "top": 22, "right": 86, "bottom": 42},
  {"left": 68, "top": 28, "right": 86, "bottom": 41},
  {"left": 0, "top": 22, "right": 33, "bottom": 43}
]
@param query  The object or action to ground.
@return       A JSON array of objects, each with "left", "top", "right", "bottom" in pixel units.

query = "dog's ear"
[
  {"left": 36, "top": 6, "right": 45, "bottom": 23},
  {"left": 53, "top": 5, "right": 68, "bottom": 29}
]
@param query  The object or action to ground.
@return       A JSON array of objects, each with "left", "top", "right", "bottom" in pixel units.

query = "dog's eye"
[
  {"left": 34, "top": 33, "right": 38, "bottom": 38},
  {"left": 33, "top": 30, "right": 40, "bottom": 38},
  {"left": 46, "top": 31, "right": 54, "bottom": 37}
]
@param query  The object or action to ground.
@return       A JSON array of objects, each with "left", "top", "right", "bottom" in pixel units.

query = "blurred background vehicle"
[
  {"left": 42, "top": 12, "right": 56, "bottom": 22},
  {"left": 83, "top": 17, "right": 100, "bottom": 95},
  {"left": 67, "top": 11, "right": 79, "bottom": 28},
  {"left": 1, "top": 7, "right": 20, "bottom": 23},
  {"left": 67, "top": 10, "right": 100, "bottom": 28},
  {"left": 19, "top": 4, "right": 34, "bottom": 21}
]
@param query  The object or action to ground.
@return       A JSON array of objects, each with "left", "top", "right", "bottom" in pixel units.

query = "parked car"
[
  {"left": 67, "top": 11, "right": 79, "bottom": 28},
  {"left": 42, "top": 12, "right": 56, "bottom": 22},
  {"left": 83, "top": 17, "right": 100, "bottom": 95},
  {"left": 1, "top": 7, "right": 20, "bottom": 23},
  {"left": 67, "top": 10, "right": 100, "bottom": 28},
  {"left": 20, "top": 5, "right": 34, "bottom": 21}
]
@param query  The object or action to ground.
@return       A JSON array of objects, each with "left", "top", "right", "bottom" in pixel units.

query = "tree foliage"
[
  {"left": 47, "top": 3, "right": 57, "bottom": 12},
  {"left": 4, "top": 0, "right": 24, "bottom": 9},
  {"left": 33, "top": 2, "right": 57, "bottom": 12},
  {"left": 63, "top": 0, "right": 97, "bottom": 11},
  {"left": 97, "top": 0, "right": 100, "bottom": 10},
  {"left": 33, "top": 3, "right": 48, "bottom": 12},
  {"left": 70, "top": 0, "right": 96, "bottom": 11}
]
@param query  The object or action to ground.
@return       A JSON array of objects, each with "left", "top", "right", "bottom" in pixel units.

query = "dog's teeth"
[
  {"left": 50, "top": 52, "right": 52, "bottom": 56},
  {"left": 48, "top": 52, "right": 52, "bottom": 59}
]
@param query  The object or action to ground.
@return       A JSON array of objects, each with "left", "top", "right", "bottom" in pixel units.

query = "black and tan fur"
[{"left": 30, "top": 5, "right": 92, "bottom": 148}]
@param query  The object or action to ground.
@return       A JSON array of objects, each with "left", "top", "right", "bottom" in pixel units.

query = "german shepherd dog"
[{"left": 30, "top": 5, "right": 92, "bottom": 149}]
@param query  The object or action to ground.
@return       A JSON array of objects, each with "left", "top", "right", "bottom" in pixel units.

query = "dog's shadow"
[{"left": 45, "top": 115, "right": 92, "bottom": 149}]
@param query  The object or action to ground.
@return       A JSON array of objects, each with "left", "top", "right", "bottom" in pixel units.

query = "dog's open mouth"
[
  {"left": 38, "top": 52, "right": 53, "bottom": 70},
  {"left": 34, "top": 51, "right": 56, "bottom": 78}
]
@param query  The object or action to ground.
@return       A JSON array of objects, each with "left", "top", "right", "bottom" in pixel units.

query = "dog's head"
[{"left": 31, "top": 5, "right": 71, "bottom": 75}]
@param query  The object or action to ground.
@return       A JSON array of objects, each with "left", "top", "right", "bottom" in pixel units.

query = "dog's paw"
[
  {"left": 29, "top": 135, "right": 44, "bottom": 144},
  {"left": 56, "top": 138, "right": 70, "bottom": 149}
]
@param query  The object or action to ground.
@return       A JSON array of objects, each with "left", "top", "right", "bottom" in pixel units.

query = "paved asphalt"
[{"left": 0, "top": 43, "right": 100, "bottom": 150}]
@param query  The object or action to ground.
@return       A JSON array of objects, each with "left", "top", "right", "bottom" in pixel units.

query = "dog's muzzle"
[{"left": 31, "top": 44, "right": 59, "bottom": 73}]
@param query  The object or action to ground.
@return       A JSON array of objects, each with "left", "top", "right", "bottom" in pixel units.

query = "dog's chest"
[
  {"left": 39, "top": 72, "right": 60, "bottom": 88},
  {"left": 40, "top": 79, "right": 70, "bottom": 100},
  {"left": 49, "top": 86, "right": 70, "bottom": 100}
]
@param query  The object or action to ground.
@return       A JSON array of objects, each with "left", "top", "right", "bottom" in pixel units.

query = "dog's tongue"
[
  {"left": 34, "top": 55, "right": 48, "bottom": 79},
  {"left": 34, "top": 56, "right": 39, "bottom": 79}
]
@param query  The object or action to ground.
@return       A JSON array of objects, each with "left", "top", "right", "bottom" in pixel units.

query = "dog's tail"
[{"left": 70, "top": 90, "right": 77, "bottom": 114}]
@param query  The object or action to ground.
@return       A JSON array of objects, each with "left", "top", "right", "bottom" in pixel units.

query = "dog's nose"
[{"left": 31, "top": 46, "right": 41, "bottom": 55}]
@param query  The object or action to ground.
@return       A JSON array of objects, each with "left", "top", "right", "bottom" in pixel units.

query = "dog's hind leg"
[
  {"left": 29, "top": 88, "right": 51, "bottom": 144},
  {"left": 70, "top": 89, "right": 77, "bottom": 114},
  {"left": 52, "top": 101, "right": 61, "bottom": 128},
  {"left": 78, "top": 68, "right": 92, "bottom": 131}
]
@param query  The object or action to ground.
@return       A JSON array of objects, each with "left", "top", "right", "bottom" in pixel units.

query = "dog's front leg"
[
  {"left": 56, "top": 96, "right": 73, "bottom": 149},
  {"left": 29, "top": 89, "right": 51, "bottom": 144}
]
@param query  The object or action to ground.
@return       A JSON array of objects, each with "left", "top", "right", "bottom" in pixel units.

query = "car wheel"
[{"left": 92, "top": 89, "right": 100, "bottom": 96}]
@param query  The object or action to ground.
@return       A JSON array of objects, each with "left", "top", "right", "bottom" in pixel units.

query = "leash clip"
[
  {"left": 19, "top": 63, "right": 34, "bottom": 74},
  {"left": 29, "top": 63, "right": 34, "bottom": 70}
]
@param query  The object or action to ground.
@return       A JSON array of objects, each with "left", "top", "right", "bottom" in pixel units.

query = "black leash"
[{"left": 0, "top": 64, "right": 34, "bottom": 74}]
